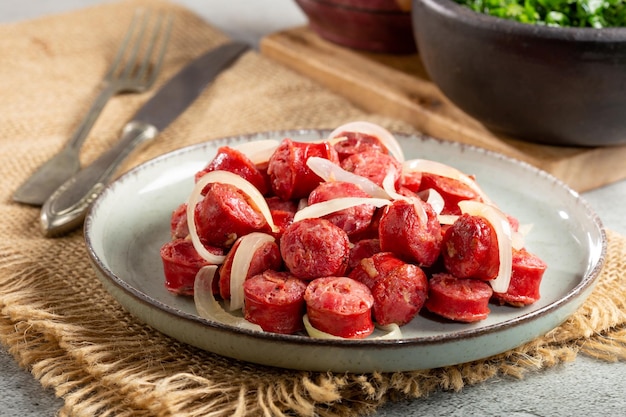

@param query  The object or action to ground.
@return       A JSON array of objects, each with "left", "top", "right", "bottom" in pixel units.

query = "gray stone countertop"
[{"left": 1, "top": 1, "right": 624, "bottom": 416}]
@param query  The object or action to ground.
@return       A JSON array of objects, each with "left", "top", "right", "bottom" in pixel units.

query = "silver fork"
[{"left": 13, "top": 9, "right": 173, "bottom": 206}]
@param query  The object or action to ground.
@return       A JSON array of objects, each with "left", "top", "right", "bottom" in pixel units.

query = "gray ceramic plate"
[{"left": 84, "top": 130, "right": 606, "bottom": 372}]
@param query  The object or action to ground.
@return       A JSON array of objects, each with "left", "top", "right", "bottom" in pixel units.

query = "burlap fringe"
[{"left": 1, "top": 231, "right": 625, "bottom": 417}]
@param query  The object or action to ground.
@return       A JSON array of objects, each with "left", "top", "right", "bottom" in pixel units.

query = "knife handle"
[{"left": 40, "top": 121, "right": 159, "bottom": 237}]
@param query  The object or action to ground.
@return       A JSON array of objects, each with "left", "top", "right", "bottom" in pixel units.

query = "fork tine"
[
  {"left": 103, "top": 9, "right": 141, "bottom": 81},
  {"left": 119, "top": 10, "right": 152, "bottom": 80},
  {"left": 135, "top": 12, "right": 174, "bottom": 86}
]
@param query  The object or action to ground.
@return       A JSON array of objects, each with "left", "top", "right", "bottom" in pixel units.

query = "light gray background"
[{"left": 1, "top": 1, "right": 624, "bottom": 416}]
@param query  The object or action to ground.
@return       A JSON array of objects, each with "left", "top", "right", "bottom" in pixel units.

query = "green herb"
[{"left": 454, "top": 0, "right": 626, "bottom": 27}]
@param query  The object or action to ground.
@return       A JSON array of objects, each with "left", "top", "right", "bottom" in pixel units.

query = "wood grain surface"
[{"left": 260, "top": 26, "right": 626, "bottom": 192}]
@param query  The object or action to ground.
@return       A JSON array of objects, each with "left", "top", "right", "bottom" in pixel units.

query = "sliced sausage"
[
  {"left": 424, "top": 273, "right": 493, "bottom": 322},
  {"left": 194, "top": 182, "right": 269, "bottom": 249},
  {"left": 332, "top": 131, "right": 387, "bottom": 161},
  {"left": 442, "top": 213, "right": 499, "bottom": 281},
  {"left": 280, "top": 218, "right": 350, "bottom": 280},
  {"left": 218, "top": 238, "right": 282, "bottom": 300},
  {"left": 243, "top": 270, "right": 308, "bottom": 334},
  {"left": 340, "top": 150, "right": 402, "bottom": 188},
  {"left": 265, "top": 196, "right": 298, "bottom": 237},
  {"left": 195, "top": 146, "right": 269, "bottom": 195},
  {"left": 348, "top": 251, "right": 405, "bottom": 289},
  {"left": 267, "top": 138, "right": 339, "bottom": 200},
  {"left": 492, "top": 248, "right": 547, "bottom": 307},
  {"left": 418, "top": 172, "right": 482, "bottom": 215},
  {"left": 304, "top": 276, "right": 375, "bottom": 339},
  {"left": 160, "top": 238, "right": 223, "bottom": 296},
  {"left": 371, "top": 263, "right": 429, "bottom": 326},
  {"left": 347, "top": 238, "right": 382, "bottom": 271},
  {"left": 307, "top": 181, "right": 376, "bottom": 236},
  {"left": 378, "top": 198, "right": 442, "bottom": 267},
  {"left": 170, "top": 203, "right": 189, "bottom": 239}
]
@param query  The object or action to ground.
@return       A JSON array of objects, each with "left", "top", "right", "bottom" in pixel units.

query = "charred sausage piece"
[
  {"left": 371, "top": 263, "right": 429, "bottom": 326},
  {"left": 347, "top": 238, "right": 382, "bottom": 271},
  {"left": 194, "top": 182, "right": 269, "bottom": 249},
  {"left": 442, "top": 213, "right": 500, "bottom": 281},
  {"left": 267, "top": 138, "right": 339, "bottom": 201},
  {"left": 340, "top": 150, "right": 402, "bottom": 188},
  {"left": 170, "top": 203, "right": 189, "bottom": 239},
  {"left": 304, "top": 276, "right": 375, "bottom": 339},
  {"left": 218, "top": 238, "right": 282, "bottom": 300},
  {"left": 280, "top": 218, "right": 350, "bottom": 280},
  {"left": 492, "top": 248, "right": 547, "bottom": 307},
  {"left": 418, "top": 172, "right": 482, "bottom": 215},
  {"left": 348, "top": 251, "right": 405, "bottom": 289},
  {"left": 243, "top": 270, "right": 308, "bottom": 334},
  {"left": 332, "top": 131, "right": 387, "bottom": 161},
  {"left": 160, "top": 238, "right": 223, "bottom": 296},
  {"left": 378, "top": 198, "right": 442, "bottom": 267},
  {"left": 308, "top": 181, "right": 376, "bottom": 236},
  {"left": 424, "top": 273, "right": 493, "bottom": 322},
  {"left": 195, "top": 146, "right": 270, "bottom": 195}
]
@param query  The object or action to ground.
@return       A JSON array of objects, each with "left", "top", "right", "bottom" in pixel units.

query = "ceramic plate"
[{"left": 84, "top": 130, "right": 606, "bottom": 372}]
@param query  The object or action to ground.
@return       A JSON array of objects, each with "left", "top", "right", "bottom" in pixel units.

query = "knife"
[{"left": 40, "top": 41, "right": 249, "bottom": 237}]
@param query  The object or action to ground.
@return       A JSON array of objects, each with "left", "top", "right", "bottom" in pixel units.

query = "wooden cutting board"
[{"left": 260, "top": 26, "right": 626, "bottom": 192}]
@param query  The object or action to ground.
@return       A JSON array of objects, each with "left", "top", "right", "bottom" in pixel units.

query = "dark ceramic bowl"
[
  {"left": 412, "top": 0, "right": 626, "bottom": 147},
  {"left": 295, "top": 0, "right": 417, "bottom": 54}
]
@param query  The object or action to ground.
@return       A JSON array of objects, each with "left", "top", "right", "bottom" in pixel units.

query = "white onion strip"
[
  {"left": 186, "top": 182, "right": 226, "bottom": 265},
  {"left": 381, "top": 172, "right": 428, "bottom": 225},
  {"left": 328, "top": 121, "right": 405, "bottom": 162},
  {"left": 303, "top": 314, "right": 403, "bottom": 340},
  {"left": 403, "top": 159, "right": 492, "bottom": 205},
  {"left": 438, "top": 214, "right": 459, "bottom": 225},
  {"left": 293, "top": 197, "right": 390, "bottom": 223},
  {"left": 229, "top": 232, "right": 275, "bottom": 311},
  {"left": 512, "top": 223, "right": 533, "bottom": 250},
  {"left": 233, "top": 139, "right": 279, "bottom": 165},
  {"left": 186, "top": 170, "right": 279, "bottom": 264},
  {"left": 382, "top": 171, "right": 406, "bottom": 201},
  {"left": 193, "top": 265, "right": 263, "bottom": 331},
  {"left": 458, "top": 200, "right": 513, "bottom": 293},
  {"left": 418, "top": 188, "right": 445, "bottom": 215},
  {"left": 306, "top": 156, "right": 389, "bottom": 199}
]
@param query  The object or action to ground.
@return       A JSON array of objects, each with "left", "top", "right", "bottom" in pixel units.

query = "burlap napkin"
[{"left": 1, "top": 0, "right": 625, "bottom": 416}]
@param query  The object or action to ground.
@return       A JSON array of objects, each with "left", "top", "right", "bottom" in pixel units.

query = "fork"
[{"left": 13, "top": 9, "right": 173, "bottom": 206}]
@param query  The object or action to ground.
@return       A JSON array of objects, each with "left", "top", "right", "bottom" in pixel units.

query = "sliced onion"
[
  {"left": 374, "top": 323, "right": 403, "bottom": 340},
  {"left": 382, "top": 171, "right": 406, "bottom": 201},
  {"left": 293, "top": 197, "right": 390, "bottom": 223},
  {"left": 193, "top": 265, "right": 263, "bottom": 331},
  {"left": 458, "top": 200, "right": 512, "bottom": 293},
  {"left": 403, "top": 159, "right": 492, "bottom": 205},
  {"left": 229, "top": 232, "right": 275, "bottom": 311},
  {"left": 306, "top": 156, "right": 389, "bottom": 199},
  {"left": 381, "top": 172, "right": 428, "bottom": 225},
  {"left": 438, "top": 214, "right": 459, "bottom": 225},
  {"left": 233, "top": 139, "right": 279, "bottom": 165},
  {"left": 418, "top": 188, "right": 445, "bottom": 215},
  {"left": 303, "top": 314, "right": 403, "bottom": 340},
  {"left": 512, "top": 223, "right": 534, "bottom": 250},
  {"left": 328, "top": 121, "right": 405, "bottom": 162},
  {"left": 186, "top": 180, "right": 227, "bottom": 265}
]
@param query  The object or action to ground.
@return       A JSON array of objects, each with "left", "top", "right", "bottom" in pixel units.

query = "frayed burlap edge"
[{"left": 1, "top": 230, "right": 624, "bottom": 417}]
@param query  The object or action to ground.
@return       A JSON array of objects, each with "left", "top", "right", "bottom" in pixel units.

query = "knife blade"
[{"left": 40, "top": 41, "right": 249, "bottom": 237}]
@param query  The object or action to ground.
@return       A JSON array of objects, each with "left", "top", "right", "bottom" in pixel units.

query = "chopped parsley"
[{"left": 454, "top": 0, "right": 626, "bottom": 27}]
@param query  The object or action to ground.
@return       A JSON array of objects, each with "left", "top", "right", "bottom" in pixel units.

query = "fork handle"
[
  {"left": 66, "top": 83, "right": 118, "bottom": 150},
  {"left": 40, "top": 120, "right": 159, "bottom": 237}
]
